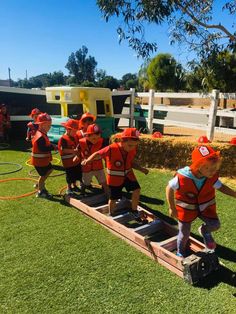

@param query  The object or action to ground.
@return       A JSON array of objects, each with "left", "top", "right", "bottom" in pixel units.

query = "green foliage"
[
  {"left": 0, "top": 142, "right": 235, "bottom": 313},
  {"left": 97, "top": 1, "right": 236, "bottom": 60},
  {"left": 98, "top": 75, "right": 120, "bottom": 90},
  {"left": 120, "top": 73, "right": 139, "bottom": 90},
  {"left": 188, "top": 51, "right": 236, "bottom": 92},
  {"left": 147, "top": 53, "right": 185, "bottom": 91},
  {"left": 65, "top": 46, "right": 98, "bottom": 84},
  {"left": 16, "top": 71, "right": 66, "bottom": 88}
]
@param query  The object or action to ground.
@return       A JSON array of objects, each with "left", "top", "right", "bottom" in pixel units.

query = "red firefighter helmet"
[
  {"left": 230, "top": 137, "right": 236, "bottom": 145},
  {"left": 85, "top": 124, "right": 101, "bottom": 135},
  {"left": 61, "top": 119, "right": 79, "bottom": 130},
  {"left": 152, "top": 131, "right": 163, "bottom": 138},
  {"left": 121, "top": 128, "right": 140, "bottom": 139},
  {"left": 35, "top": 113, "right": 52, "bottom": 124},
  {"left": 198, "top": 135, "right": 210, "bottom": 144},
  {"left": 29, "top": 108, "right": 41, "bottom": 117}
]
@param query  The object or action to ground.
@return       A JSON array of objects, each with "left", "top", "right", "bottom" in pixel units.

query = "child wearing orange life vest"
[
  {"left": 31, "top": 113, "right": 57, "bottom": 198},
  {"left": 82, "top": 128, "right": 149, "bottom": 216},
  {"left": 26, "top": 108, "right": 41, "bottom": 141},
  {"left": 58, "top": 119, "right": 82, "bottom": 195},
  {"left": 76, "top": 112, "right": 96, "bottom": 140},
  {"left": 166, "top": 145, "right": 236, "bottom": 257},
  {"left": 78, "top": 123, "right": 108, "bottom": 195}
]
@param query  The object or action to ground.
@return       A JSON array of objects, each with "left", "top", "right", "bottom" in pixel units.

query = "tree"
[
  {"left": 66, "top": 46, "right": 97, "bottom": 84},
  {"left": 147, "top": 53, "right": 184, "bottom": 91},
  {"left": 120, "top": 73, "right": 139, "bottom": 89},
  {"left": 97, "top": 1, "right": 236, "bottom": 59},
  {"left": 138, "top": 60, "right": 151, "bottom": 91},
  {"left": 99, "top": 75, "right": 120, "bottom": 90},
  {"left": 187, "top": 51, "right": 236, "bottom": 92}
]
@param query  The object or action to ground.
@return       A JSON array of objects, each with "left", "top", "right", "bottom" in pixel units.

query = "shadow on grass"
[{"left": 195, "top": 265, "right": 236, "bottom": 290}]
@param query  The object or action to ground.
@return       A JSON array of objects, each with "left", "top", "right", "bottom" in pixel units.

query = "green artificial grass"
[{"left": 0, "top": 141, "right": 235, "bottom": 314}]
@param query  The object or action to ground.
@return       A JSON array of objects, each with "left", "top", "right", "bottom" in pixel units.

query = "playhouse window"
[{"left": 96, "top": 100, "right": 105, "bottom": 115}]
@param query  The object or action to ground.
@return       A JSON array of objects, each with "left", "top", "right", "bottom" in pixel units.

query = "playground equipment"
[
  {"left": 45, "top": 87, "right": 115, "bottom": 143},
  {"left": 64, "top": 191, "right": 220, "bottom": 285}
]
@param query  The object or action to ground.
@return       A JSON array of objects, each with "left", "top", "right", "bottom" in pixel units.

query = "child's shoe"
[
  {"left": 36, "top": 189, "right": 52, "bottom": 199},
  {"left": 176, "top": 252, "right": 184, "bottom": 258},
  {"left": 72, "top": 186, "right": 80, "bottom": 193},
  {"left": 65, "top": 189, "right": 74, "bottom": 196},
  {"left": 198, "top": 226, "right": 216, "bottom": 250}
]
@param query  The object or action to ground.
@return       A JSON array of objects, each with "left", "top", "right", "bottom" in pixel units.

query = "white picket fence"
[{"left": 112, "top": 89, "right": 236, "bottom": 141}]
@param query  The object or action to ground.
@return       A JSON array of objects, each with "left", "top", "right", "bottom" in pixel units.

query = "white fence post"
[
  {"left": 129, "top": 88, "right": 135, "bottom": 127},
  {"left": 147, "top": 89, "right": 155, "bottom": 133},
  {"left": 207, "top": 89, "right": 219, "bottom": 141}
]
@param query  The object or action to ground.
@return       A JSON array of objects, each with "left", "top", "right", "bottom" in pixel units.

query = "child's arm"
[
  {"left": 166, "top": 185, "right": 178, "bottom": 219},
  {"left": 81, "top": 151, "right": 101, "bottom": 165},
  {"left": 218, "top": 184, "right": 236, "bottom": 198},
  {"left": 132, "top": 161, "right": 149, "bottom": 175}
]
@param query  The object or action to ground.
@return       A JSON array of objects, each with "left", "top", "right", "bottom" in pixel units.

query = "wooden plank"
[{"left": 67, "top": 196, "right": 184, "bottom": 271}]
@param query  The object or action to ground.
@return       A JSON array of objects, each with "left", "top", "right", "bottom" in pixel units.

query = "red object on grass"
[
  {"left": 152, "top": 132, "right": 163, "bottom": 138},
  {"left": 230, "top": 137, "right": 236, "bottom": 145},
  {"left": 197, "top": 136, "right": 210, "bottom": 144}
]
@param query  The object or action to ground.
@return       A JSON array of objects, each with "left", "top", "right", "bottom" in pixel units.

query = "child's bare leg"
[
  {"left": 38, "top": 169, "right": 53, "bottom": 191},
  {"left": 108, "top": 199, "right": 117, "bottom": 215},
  {"left": 131, "top": 188, "right": 140, "bottom": 211}
]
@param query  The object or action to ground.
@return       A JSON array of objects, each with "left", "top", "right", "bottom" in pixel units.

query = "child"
[
  {"left": 31, "top": 113, "right": 57, "bottom": 198},
  {"left": 78, "top": 123, "right": 108, "bottom": 195},
  {"left": 166, "top": 145, "right": 236, "bottom": 257},
  {"left": 76, "top": 112, "right": 96, "bottom": 140},
  {"left": 26, "top": 108, "right": 41, "bottom": 141},
  {"left": 82, "top": 128, "right": 149, "bottom": 215},
  {"left": 58, "top": 119, "right": 82, "bottom": 195}
]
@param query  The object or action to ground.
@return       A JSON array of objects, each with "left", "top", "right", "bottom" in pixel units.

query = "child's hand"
[
  {"left": 81, "top": 159, "right": 87, "bottom": 166},
  {"left": 73, "top": 156, "right": 79, "bottom": 163},
  {"left": 169, "top": 207, "right": 178, "bottom": 219}
]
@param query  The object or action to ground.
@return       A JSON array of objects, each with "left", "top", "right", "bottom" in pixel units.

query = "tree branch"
[{"left": 176, "top": 1, "right": 236, "bottom": 41}]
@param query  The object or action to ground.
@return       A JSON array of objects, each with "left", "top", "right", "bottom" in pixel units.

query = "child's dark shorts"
[
  {"left": 109, "top": 178, "right": 140, "bottom": 200},
  {"left": 65, "top": 164, "right": 82, "bottom": 184},
  {"left": 35, "top": 163, "right": 53, "bottom": 176}
]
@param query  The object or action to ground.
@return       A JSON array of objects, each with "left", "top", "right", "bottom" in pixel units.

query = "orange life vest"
[
  {"left": 31, "top": 131, "right": 52, "bottom": 167},
  {"left": 175, "top": 173, "right": 218, "bottom": 222},
  {"left": 80, "top": 137, "right": 104, "bottom": 172},
  {"left": 106, "top": 142, "right": 137, "bottom": 186},
  {"left": 58, "top": 134, "right": 80, "bottom": 168}
]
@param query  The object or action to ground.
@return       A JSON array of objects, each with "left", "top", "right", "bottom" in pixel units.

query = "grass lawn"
[{"left": 0, "top": 141, "right": 235, "bottom": 314}]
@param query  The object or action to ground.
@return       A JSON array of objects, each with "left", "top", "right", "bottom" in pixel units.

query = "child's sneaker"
[
  {"left": 65, "top": 189, "right": 74, "bottom": 196},
  {"left": 33, "top": 183, "right": 39, "bottom": 189},
  {"left": 198, "top": 226, "right": 216, "bottom": 250},
  {"left": 72, "top": 186, "right": 80, "bottom": 193},
  {"left": 176, "top": 252, "right": 184, "bottom": 258},
  {"left": 36, "top": 189, "right": 52, "bottom": 199}
]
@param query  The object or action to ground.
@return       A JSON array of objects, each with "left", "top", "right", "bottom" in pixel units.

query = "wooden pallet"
[{"left": 65, "top": 192, "right": 220, "bottom": 284}]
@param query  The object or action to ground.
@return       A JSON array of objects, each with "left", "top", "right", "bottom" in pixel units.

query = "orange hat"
[
  {"left": 35, "top": 113, "right": 52, "bottom": 124},
  {"left": 230, "top": 137, "right": 236, "bottom": 145},
  {"left": 80, "top": 113, "right": 96, "bottom": 123},
  {"left": 85, "top": 123, "right": 101, "bottom": 135},
  {"left": 191, "top": 146, "right": 220, "bottom": 168},
  {"left": 121, "top": 128, "right": 140, "bottom": 139},
  {"left": 198, "top": 135, "right": 210, "bottom": 144},
  {"left": 29, "top": 108, "right": 41, "bottom": 117},
  {"left": 61, "top": 119, "right": 79, "bottom": 130}
]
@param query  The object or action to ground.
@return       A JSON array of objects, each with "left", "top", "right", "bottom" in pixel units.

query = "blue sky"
[{"left": 0, "top": 0, "right": 235, "bottom": 81}]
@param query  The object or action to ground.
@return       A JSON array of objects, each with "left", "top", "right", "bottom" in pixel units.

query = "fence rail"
[{"left": 112, "top": 89, "right": 236, "bottom": 140}]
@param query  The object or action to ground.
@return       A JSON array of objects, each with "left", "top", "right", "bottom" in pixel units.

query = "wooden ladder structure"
[{"left": 65, "top": 192, "right": 220, "bottom": 284}]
